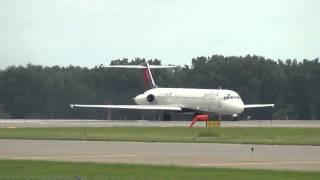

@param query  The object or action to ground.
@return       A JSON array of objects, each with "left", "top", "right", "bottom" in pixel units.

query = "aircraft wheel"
[
  {"left": 232, "top": 114, "right": 238, "bottom": 121},
  {"left": 163, "top": 113, "right": 171, "bottom": 121}
]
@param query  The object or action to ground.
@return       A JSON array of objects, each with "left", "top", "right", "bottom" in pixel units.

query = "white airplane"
[{"left": 70, "top": 62, "right": 274, "bottom": 123}]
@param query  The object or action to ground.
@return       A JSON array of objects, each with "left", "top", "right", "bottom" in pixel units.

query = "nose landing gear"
[{"left": 232, "top": 114, "right": 239, "bottom": 121}]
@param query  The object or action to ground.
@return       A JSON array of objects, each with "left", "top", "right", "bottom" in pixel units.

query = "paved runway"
[
  {"left": 1, "top": 139, "right": 320, "bottom": 171},
  {"left": 1, "top": 119, "right": 320, "bottom": 128}
]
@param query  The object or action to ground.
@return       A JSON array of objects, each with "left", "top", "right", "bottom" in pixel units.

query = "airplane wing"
[
  {"left": 244, "top": 104, "right": 274, "bottom": 108},
  {"left": 70, "top": 104, "right": 182, "bottom": 111}
]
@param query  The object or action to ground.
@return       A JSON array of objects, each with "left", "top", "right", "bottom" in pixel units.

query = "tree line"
[{"left": 0, "top": 55, "right": 319, "bottom": 120}]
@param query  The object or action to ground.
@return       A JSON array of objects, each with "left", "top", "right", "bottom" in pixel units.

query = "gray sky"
[{"left": 0, "top": 0, "right": 319, "bottom": 68}]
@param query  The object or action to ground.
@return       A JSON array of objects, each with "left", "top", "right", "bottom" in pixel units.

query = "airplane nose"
[
  {"left": 235, "top": 100, "right": 244, "bottom": 113},
  {"left": 133, "top": 94, "right": 144, "bottom": 104}
]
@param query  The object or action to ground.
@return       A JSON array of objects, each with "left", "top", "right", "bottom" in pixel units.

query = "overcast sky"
[{"left": 0, "top": 0, "right": 319, "bottom": 68}]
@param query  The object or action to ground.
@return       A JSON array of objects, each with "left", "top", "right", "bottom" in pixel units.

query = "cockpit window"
[{"left": 224, "top": 95, "right": 240, "bottom": 100}]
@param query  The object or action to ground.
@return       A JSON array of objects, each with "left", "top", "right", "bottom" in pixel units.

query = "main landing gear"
[{"left": 163, "top": 113, "right": 171, "bottom": 121}]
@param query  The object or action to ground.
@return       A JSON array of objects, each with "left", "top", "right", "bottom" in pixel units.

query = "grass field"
[
  {"left": 0, "top": 159, "right": 319, "bottom": 180},
  {"left": 0, "top": 127, "right": 319, "bottom": 145}
]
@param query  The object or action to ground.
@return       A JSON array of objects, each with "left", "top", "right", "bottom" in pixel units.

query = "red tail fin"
[{"left": 142, "top": 68, "right": 156, "bottom": 90}]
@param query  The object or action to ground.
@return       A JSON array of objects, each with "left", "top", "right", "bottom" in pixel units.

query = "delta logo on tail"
[{"left": 142, "top": 64, "right": 157, "bottom": 90}]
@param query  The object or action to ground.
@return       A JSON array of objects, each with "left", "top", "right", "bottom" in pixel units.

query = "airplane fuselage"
[
  {"left": 134, "top": 88, "right": 244, "bottom": 115},
  {"left": 70, "top": 62, "right": 274, "bottom": 122}
]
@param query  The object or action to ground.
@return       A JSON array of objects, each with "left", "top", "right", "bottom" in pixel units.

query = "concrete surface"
[
  {"left": 1, "top": 139, "right": 320, "bottom": 171},
  {"left": 1, "top": 119, "right": 320, "bottom": 128}
]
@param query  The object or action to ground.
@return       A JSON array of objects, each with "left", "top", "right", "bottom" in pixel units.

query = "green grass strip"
[
  {"left": 0, "top": 127, "right": 320, "bottom": 145},
  {"left": 0, "top": 159, "right": 319, "bottom": 180}
]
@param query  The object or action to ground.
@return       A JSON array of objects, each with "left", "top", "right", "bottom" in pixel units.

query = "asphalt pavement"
[
  {"left": 1, "top": 139, "right": 320, "bottom": 171},
  {"left": 1, "top": 119, "right": 320, "bottom": 128}
]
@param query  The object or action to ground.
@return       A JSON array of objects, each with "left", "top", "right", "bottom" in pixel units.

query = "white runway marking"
[
  {"left": 198, "top": 161, "right": 320, "bottom": 167},
  {"left": 12, "top": 154, "right": 138, "bottom": 160},
  {"left": 273, "top": 125, "right": 320, "bottom": 127}
]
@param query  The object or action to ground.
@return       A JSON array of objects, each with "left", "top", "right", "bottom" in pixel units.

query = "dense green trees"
[{"left": 0, "top": 55, "right": 319, "bottom": 120}]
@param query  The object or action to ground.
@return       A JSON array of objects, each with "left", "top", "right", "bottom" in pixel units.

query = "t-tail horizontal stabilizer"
[
  {"left": 102, "top": 65, "right": 175, "bottom": 69},
  {"left": 103, "top": 62, "right": 175, "bottom": 90}
]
